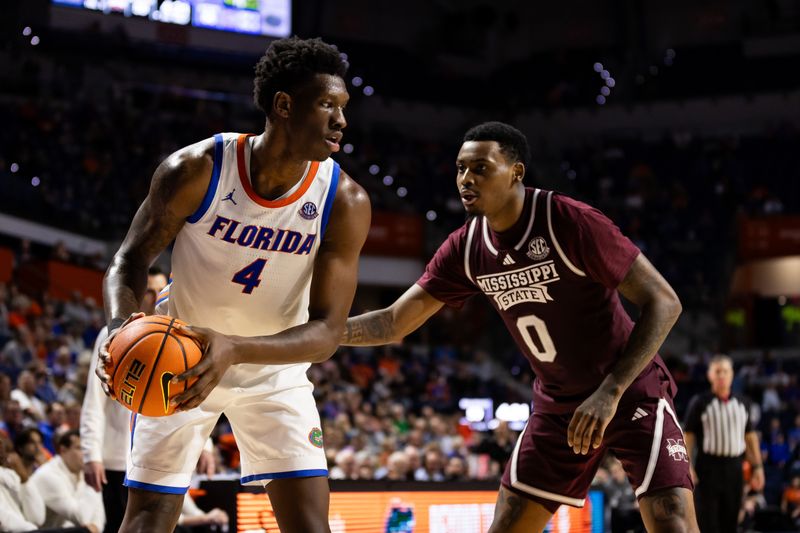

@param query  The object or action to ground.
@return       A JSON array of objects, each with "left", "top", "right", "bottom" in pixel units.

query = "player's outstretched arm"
[
  {"left": 341, "top": 284, "right": 445, "bottom": 346},
  {"left": 170, "top": 171, "right": 371, "bottom": 410},
  {"left": 567, "top": 253, "right": 682, "bottom": 454}
]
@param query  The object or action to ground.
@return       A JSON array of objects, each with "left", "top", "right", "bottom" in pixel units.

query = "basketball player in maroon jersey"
[{"left": 342, "top": 122, "right": 698, "bottom": 532}]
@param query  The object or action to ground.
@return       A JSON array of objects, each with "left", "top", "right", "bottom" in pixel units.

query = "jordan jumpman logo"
[{"left": 222, "top": 188, "right": 237, "bottom": 205}]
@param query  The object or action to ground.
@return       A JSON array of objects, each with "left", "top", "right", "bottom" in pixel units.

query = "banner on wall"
[{"left": 236, "top": 488, "right": 604, "bottom": 533}]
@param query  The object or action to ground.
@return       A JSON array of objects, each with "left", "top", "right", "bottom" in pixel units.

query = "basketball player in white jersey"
[{"left": 96, "top": 37, "right": 371, "bottom": 532}]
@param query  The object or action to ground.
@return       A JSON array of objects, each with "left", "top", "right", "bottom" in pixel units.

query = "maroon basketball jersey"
[{"left": 418, "top": 188, "right": 675, "bottom": 414}]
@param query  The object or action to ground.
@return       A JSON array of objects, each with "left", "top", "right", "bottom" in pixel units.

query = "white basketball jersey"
[{"left": 165, "top": 133, "right": 340, "bottom": 375}]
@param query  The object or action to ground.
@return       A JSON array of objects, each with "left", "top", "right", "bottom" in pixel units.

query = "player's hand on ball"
[
  {"left": 96, "top": 312, "right": 145, "bottom": 397},
  {"left": 567, "top": 388, "right": 620, "bottom": 455},
  {"left": 169, "top": 325, "right": 237, "bottom": 411}
]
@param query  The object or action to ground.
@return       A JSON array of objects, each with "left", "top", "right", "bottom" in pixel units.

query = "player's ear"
[
  {"left": 512, "top": 162, "right": 525, "bottom": 183},
  {"left": 273, "top": 91, "right": 291, "bottom": 119}
]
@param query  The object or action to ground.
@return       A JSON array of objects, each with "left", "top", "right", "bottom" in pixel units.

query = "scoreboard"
[{"left": 51, "top": 0, "right": 291, "bottom": 37}]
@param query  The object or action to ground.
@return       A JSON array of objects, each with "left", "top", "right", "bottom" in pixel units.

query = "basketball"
[{"left": 106, "top": 315, "right": 202, "bottom": 417}]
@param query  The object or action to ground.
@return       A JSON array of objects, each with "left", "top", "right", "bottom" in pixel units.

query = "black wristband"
[{"left": 108, "top": 317, "right": 125, "bottom": 332}]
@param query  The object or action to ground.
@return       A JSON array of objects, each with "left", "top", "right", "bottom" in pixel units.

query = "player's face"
[
  {"left": 456, "top": 141, "right": 521, "bottom": 217},
  {"left": 288, "top": 74, "right": 349, "bottom": 161},
  {"left": 707, "top": 360, "right": 733, "bottom": 391}
]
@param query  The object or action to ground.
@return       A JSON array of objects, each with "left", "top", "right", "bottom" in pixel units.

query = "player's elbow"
[
  {"left": 312, "top": 335, "right": 340, "bottom": 363},
  {"left": 664, "top": 291, "right": 682, "bottom": 322},
  {"left": 649, "top": 285, "right": 682, "bottom": 323}
]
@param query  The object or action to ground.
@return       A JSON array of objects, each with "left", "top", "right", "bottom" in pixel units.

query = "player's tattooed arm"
[
  {"left": 341, "top": 284, "right": 444, "bottom": 346},
  {"left": 98, "top": 140, "right": 214, "bottom": 395},
  {"left": 568, "top": 253, "right": 681, "bottom": 454},
  {"left": 104, "top": 140, "right": 214, "bottom": 326},
  {"left": 341, "top": 309, "right": 393, "bottom": 345}
]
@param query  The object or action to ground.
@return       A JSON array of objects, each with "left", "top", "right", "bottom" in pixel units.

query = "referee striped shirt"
[{"left": 684, "top": 392, "right": 753, "bottom": 458}]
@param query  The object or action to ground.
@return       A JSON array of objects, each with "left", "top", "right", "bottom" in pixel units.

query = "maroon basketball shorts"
[{"left": 501, "top": 396, "right": 693, "bottom": 513}]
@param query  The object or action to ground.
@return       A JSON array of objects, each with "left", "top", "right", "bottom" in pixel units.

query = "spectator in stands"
[
  {"left": 354, "top": 451, "right": 377, "bottom": 480},
  {"left": 468, "top": 420, "right": 515, "bottom": 472},
  {"left": 330, "top": 448, "right": 357, "bottom": 480},
  {"left": 0, "top": 399, "right": 24, "bottom": 441},
  {"left": 444, "top": 455, "right": 468, "bottom": 481},
  {"left": 35, "top": 367, "right": 60, "bottom": 405},
  {"left": 11, "top": 369, "right": 45, "bottom": 420},
  {"left": 378, "top": 451, "right": 412, "bottom": 481},
  {"left": 782, "top": 475, "right": 800, "bottom": 528},
  {"left": 38, "top": 400, "right": 66, "bottom": 454},
  {"left": 404, "top": 445, "right": 422, "bottom": 476},
  {"left": 27, "top": 429, "right": 104, "bottom": 532},
  {"left": 415, "top": 446, "right": 445, "bottom": 481},
  {"left": 61, "top": 401, "right": 81, "bottom": 431},
  {"left": 13, "top": 427, "right": 48, "bottom": 479},
  {"left": 0, "top": 431, "right": 45, "bottom": 532},
  {"left": 788, "top": 414, "right": 800, "bottom": 452},
  {"left": 428, "top": 415, "right": 457, "bottom": 455},
  {"left": 0, "top": 329, "right": 31, "bottom": 373},
  {"left": 0, "top": 373, "right": 11, "bottom": 410}
]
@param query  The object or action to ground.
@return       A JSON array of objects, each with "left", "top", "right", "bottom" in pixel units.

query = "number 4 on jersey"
[{"left": 232, "top": 258, "right": 267, "bottom": 294}]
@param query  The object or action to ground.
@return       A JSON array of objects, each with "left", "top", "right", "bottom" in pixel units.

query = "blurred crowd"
[{"left": 3, "top": 84, "right": 799, "bottom": 326}]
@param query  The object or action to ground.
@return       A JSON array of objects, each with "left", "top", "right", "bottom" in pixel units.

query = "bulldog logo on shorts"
[
  {"left": 666, "top": 438, "right": 688, "bottom": 462},
  {"left": 308, "top": 427, "right": 324, "bottom": 448}
]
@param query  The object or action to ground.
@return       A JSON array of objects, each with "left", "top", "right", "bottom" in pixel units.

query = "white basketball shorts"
[{"left": 124, "top": 362, "right": 327, "bottom": 494}]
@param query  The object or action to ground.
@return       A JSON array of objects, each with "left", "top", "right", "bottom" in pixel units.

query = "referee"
[{"left": 684, "top": 354, "right": 765, "bottom": 533}]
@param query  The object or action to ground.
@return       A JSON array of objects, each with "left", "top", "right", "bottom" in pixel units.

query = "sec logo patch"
[
  {"left": 527, "top": 236, "right": 550, "bottom": 261},
  {"left": 308, "top": 427, "right": 324, "bottom": 448},
  {"left": 299, "top": 202, "right": 319, "bottom": 220}
]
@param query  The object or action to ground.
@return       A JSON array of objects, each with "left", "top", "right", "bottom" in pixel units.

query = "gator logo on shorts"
[
  {"left": 666, "top": 438, "right": 688, "bottom": 462},
  {"left": 308, "top": 427, "right": 324, "bottom": 448}
]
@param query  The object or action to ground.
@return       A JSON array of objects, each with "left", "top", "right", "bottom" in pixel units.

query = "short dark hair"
[
  {"left": 55, "top": 429, "right": 79, "bottom": 452},
  {"left": 254, "top": 36, "right": 348, "bottom": 115},
  {"left": 14, "top": 427, "right": 43, "bottom": 451},
  {"left": 463, "top": 121, "right": 531, "bottom": 167}
]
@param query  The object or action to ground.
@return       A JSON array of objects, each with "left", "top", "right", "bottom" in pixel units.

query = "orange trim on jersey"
[{"left": 236, "top": 133, "right": 320, "bottom": 208}]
